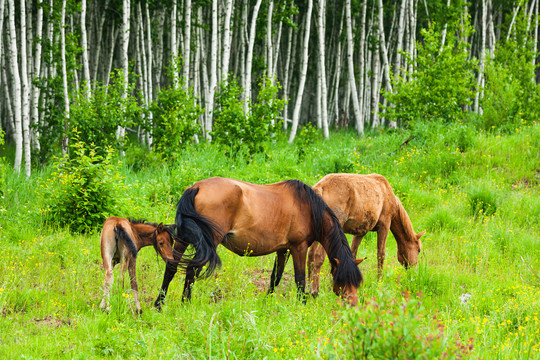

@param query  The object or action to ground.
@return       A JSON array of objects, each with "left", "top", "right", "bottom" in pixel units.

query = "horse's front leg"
[
  {"left": 154, "top": 240, "right": 187, "bottom": 310},
  {"left": 307, "top": 242, "right": 325, "bottom": 297},
  {"left": 267, "top": 249, "right": 290, "bottom": 294},
  {"left": 376, "top": 226, "right": 390, "bottom": 279},
  {"left": 290, "top": 245, "right": 308, "bottom": 304}
]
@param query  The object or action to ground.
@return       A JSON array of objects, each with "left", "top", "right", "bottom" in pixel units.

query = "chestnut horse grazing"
[
  {"left": 308, "top": 173, "right": 425, "bottom": 296},
  {"left": 154, "top": 177, "right": 363, "bottom": 308},
  {"left": 100, "top": 217, "right": 175, "bottom": 313}
]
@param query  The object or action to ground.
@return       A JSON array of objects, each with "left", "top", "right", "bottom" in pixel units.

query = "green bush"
[
  {"left": 212, "top": 77, "right": 285, "bottom": 159},
  {"left": 295, "top": 122, "right": 321, "bottom": 161},
  {"left": 330, "top": 291, "right": 473, "bottom": 359},
  {"left": 150, "top": 72, "right": 203, "bottom": 160},
  {"left": 38, "top": 132, "right": 126, "bottom": 233},
  {"left": 0, "top": 129, "right": 6, "bottom": 196},
  {"left": 384, "top": 17, "right": 476, "bottom": 125}
]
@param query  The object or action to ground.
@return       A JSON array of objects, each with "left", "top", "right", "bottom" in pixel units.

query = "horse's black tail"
[
  {"left": 175, "top": 187, "right": 224, "bottom": 278},
  {"left": 285, "top": 180, "right": 363, "bottom": 290},
  {"left": 115, "top": 225, "right": 138, "bottom": 259}
]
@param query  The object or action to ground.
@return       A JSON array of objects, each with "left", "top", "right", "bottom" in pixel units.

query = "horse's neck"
[
  {"left": 390, "top": 199, "right": 416, "bottom": 243},
  {"left": 132, "top": 225, "right": 155, "bottom": 249}
]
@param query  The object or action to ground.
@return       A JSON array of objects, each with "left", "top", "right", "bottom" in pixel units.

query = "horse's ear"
[
  {"left": 416, "top": 231, "right": 426, "bottom": 240},
  {"left": 333, "top": 258, "right": 340, "bottom": 265},
  {"left": 157, "top": 222, "right": 164, "bottom": 231},
  {"left": 355, "top": 257, "right": 367, "bottom": 265}
]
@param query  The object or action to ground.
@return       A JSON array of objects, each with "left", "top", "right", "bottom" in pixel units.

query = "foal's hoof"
[
  {"left": 311, "top": 291, "right": 319, "bottom": 298},
  {"left": 135, "top": 308, "right": 143, "bottom": 315}
]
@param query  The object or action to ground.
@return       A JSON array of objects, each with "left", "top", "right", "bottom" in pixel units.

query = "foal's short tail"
[
  {"left": 115, "top": 225, "right": 138, "bottom": 259},
  {"left": 175, "top": 187, "right": 224, "bottom": 278}
]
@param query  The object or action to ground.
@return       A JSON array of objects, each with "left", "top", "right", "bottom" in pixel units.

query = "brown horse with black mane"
[
  {"left": 154, "top": 177, "right": 363, "bottom": 309},
  {"left": 308, "top": 173, "right": 425, "bottom": 296},
  {"left": 100, "top": 217, "right": 175, "bottom": 313}
]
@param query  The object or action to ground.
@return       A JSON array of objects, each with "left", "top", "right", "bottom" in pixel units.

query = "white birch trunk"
[
  {"left": 60, "top": 0, "right": 70, "bottom": 155},
  {"left": 345, "top": 0, "right": 363, "bottom": 136},
  {"left": 394, "top": 0, "right": 407, "bottom": 79},
  {"left": 145, "top": 3, "right": 154, "bottom": 146},
  {"left": 118, "top": 0, "right": 130, "bottom": 140},
  {"left": 222, "top": 0, "right": 234, "bottom": 82},
  {"left": 282, "top": 24, "right": 295, "bottom": 129},
  {"left": 171, "top": 0, "right": 178, "bottom": 88},
  {"left": 244, "top": 0, "right": 263, "bottom": 113},
  {"left": 288, "top": 0, "right": 313, "bottom": 142},
  {"left": 31, "top": 0, "right": 43, "bottom": 152},
  {"left": 206, "top": 0, "right": 218, "bottom": 137},
  {"left": 317, "top": 0, "right": 329, "bottom": 138},
  {"left": 20, "top": 0, "right": 31, "bottom": 176},
  {"left": 267, "top": 1, "right": 274, "bottom": 80},
  {"left": 81, "top": 0, "right": 91, "bottom": 93},
  {"left": 474, "top": 0, "right": 487, "bottom": 113},
  {"left": 7, "top": 0, "right": 22, "bottom": 173},
  {"left": 92, "top": 0, "right": 110, "bottom": 86},
  {"left": 182, "top": 0, "right": 192, "bottom": 88}
]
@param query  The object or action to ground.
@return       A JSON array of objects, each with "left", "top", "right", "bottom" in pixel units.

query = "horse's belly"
[{"left": 221, "top": 230, "right": 287, "bottom": 256}]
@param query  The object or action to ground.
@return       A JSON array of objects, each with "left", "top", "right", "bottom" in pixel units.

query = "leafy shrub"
[
  {"left": 330, "top": 291, "right": 473, "bottom": 359},
  {"left": 38, "top": 132, "right": 126, "bottom": 233},
  {"left": 212, "top": 77, "right": 285, "bottom": 159},
  {"left": 384, "top": 18, "right": 477, "bottom": 125},
  {"left": 295, "top": 122, "right": 320, "bottom": 161},
  {"left": 0, "top": 129, "right": 6, "bottom": 196},
  {"left": 150, "top": 71, "right": 203, "bottom": 160},
  {"left": 67, "top": 70, "right": 141, "bottom": 156},
  {"left": 467, "top": 185, "right": 498, "bottom": 219}
]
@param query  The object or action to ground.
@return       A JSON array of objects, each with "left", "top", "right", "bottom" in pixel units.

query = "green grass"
[{"left": 0, "top": 122, "right": 539, "bottom": 358}]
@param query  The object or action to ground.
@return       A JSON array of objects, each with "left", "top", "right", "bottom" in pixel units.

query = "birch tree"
[
  {"left": 60, "top": 0, "right": 70, "bottom": 155},
  {"left": 6, "top": 0, "right": 22, "bottom": 173},
  {"left": 118, "top": 0, "right": 130, "bottom": 140},
  {"left": 345, "top": 0, "right": 363, "bottom": 135},
  {"left": 317, "top": 0, "right": 329, "bottom": 138},
  {"left": 81, "top": 0, "right": 91, "bottom": 94},
  {"left": 244, "top": 0, "right": 263, "bottom": 113},
  {"left": 182, "top": 0, "right": 192, "bottom": 88},
  {"left": 20, "top": 0, "right": 31, "bottom": 176},
  {"left": 288, "top": 0, "right": 313, "bottom": 142}
]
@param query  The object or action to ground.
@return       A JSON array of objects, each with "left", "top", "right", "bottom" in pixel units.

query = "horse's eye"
[{"left": 159, "top": 242, "right": 164, "bottom": 246}]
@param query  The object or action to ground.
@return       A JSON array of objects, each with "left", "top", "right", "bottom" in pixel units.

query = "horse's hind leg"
[
  {"left": 267, "top": 249, "right": 289, "bottom": 294},
  {"left": 350, "top": 231, "right": 368, "bottom": 259},
  {"left": 127, "top": 257, "right": 142, "bottom": 314},
  {"left": 100, "top": 252, "right": 115, "bottom": 312},
  {"left": 182, "top": 264, "right": 202, "bottom": 302},
  {"left": 307, "top": 242, "right": 326, "bottom": 298}
]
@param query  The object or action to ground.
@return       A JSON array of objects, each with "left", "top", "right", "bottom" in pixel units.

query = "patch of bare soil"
[
  {"left": 250, "top": 268, "right": 292, "bottom": 293},
  {"left": 33, "top": 316, "right": 71, "bottom": 328}
]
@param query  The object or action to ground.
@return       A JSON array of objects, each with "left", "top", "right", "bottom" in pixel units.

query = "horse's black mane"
[{"left": 284, "top": 179, "right": 363, "bottom": 289}]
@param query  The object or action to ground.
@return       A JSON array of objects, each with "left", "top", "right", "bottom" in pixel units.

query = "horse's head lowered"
[
  {"left": 153, "top": 223, "right": 175, "bottom": 262},
  {"left": 397, "top": 231, "right": 425, "bottom": 269},
  {"left": 330, "top": 257, "right": 365, "bottom": 306}
]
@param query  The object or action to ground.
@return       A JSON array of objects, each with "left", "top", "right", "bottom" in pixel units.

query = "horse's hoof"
[
  {"left": 136, "top": 308, "right": 143, "bottom": 315},
  {"left": 311, "top": 291, "right": 319, "bottom": 298}
]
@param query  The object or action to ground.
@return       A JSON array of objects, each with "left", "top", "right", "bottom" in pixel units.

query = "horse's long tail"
[
  {"left": 115, "top": 225, "right": 138, "bottom": 259},
  {"left": 286, "top": 180, "right": 363, "bottom": 289},
  {"left": 175, "top": 187, "right": 224, "bottom": 278}
]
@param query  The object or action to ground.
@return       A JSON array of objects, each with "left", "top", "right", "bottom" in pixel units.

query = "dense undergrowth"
[{"left": 0, "top": 121, "right": 539, "bottom": 359}]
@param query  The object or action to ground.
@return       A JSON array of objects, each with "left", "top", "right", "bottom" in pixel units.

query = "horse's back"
[
  {"left": 189, "top": 177, "right": 311, "bottom": 255},
  {"left": 313, "top": 173, "right": 396, "bottom": 233}
]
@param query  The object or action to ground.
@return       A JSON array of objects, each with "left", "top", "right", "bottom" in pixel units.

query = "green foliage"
[
  {"left": 330, "top": 291, "right": 473, "bottom": 359},
  {"left": 295, "top": 122, "right": 321, "bottom": 161},
  {"left": 482, "top": 8, "right": 540, "bottom": 133},
  {"left": 384, "top": 17, "right": 477, "bottom": 124},
  {"left": 38, "top": 132, "right": 126, "bottom": 233},
  {"left": 70, "top": 70, "right": 141, "bottom": 154},
  {"left": 212, "top": 77, "right": 285, "bottom": 159},
  {"left": 150, "top": 62, "right": 203, "bottom": 160},
  {"left": 0, "top": 129, "right": 6, "bottom": 196},
  {"left": 467, "top": 185, "right": 498, "bottom": 219}
]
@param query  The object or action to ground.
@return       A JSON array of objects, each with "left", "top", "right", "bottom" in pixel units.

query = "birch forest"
[{"left": 2, "top": 0, "right": 540, "bottom": 176}]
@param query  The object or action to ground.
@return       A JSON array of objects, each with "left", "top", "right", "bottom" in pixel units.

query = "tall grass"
[{"left": 0, "top": 122, "right": 539, "bottom": 358}]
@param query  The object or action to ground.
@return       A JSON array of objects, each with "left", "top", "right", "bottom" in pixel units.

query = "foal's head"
[
  {"left": 153, "top": 223, "right": 175, "bottom": 262},
  {"left": 396, "top": 231, "right": 425, "bottom": 269}
]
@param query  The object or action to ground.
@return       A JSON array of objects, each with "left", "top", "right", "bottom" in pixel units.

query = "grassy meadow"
[{"left": 0, "top": 121, "right": 539, "bottom": 359}]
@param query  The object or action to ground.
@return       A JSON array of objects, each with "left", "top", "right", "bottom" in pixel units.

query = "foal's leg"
[
  {"left": 307, "top": 243, "right": 326, "bottom": 297},
  {"left": 100, "top": 257, "right": 114, "bottom": 312},
  {"left": 126, "top": 256, "right": 142, "bottom": 314},
  {"left": 154, "top": 241, "right": 187, "bottom": 310},
  {"left": 290, "top": 244, "right": 308, "bottom": 304},
  {"left": 267, "top": 249, "right": 290, "bottom": 294}
]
